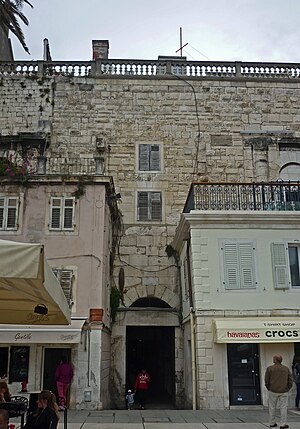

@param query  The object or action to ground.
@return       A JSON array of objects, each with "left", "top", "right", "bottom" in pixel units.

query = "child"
[{"left": 125, "top": 389, "right": 135, "bottom": 410}]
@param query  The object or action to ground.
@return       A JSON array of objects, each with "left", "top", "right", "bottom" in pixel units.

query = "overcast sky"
[{"left": 11, "top": 0, "right": 300, "bottom": 63}]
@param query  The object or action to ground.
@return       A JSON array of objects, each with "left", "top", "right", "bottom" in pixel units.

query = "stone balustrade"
[{"left": 0, "top": 59, "right": 300, "bottom": 79}]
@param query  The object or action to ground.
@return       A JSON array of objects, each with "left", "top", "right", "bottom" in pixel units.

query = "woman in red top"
[{"left": 134, "top": 369, "right": 150, "bottom": 409}]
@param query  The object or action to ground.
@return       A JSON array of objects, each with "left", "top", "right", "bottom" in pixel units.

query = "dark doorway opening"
[
  {"left": 227, "top": 343, "right": 261, "bottom": 405},
  {"left": 126, "top": 326, "right": 175, "bottom": 409},
  {"left": 43, "top": 348, "right": 71, "bottom": 406}
]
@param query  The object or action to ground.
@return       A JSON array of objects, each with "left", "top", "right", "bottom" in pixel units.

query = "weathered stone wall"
[{"left": 2, "top": 75, "right": 300, "bottom": 303}]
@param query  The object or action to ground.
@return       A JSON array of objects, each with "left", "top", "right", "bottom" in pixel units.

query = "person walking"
[
  {"left": 55, "top": 356, "right": 73, "bottom": 411},
  {"left": 134, "top": 369, "right": 150, "bottom": 410},
  {"left": 292, "top": 356, "right": 300, "bottom": 410},
  {"left": 265, "top": 354, "right": 293, "bottom": 429}
]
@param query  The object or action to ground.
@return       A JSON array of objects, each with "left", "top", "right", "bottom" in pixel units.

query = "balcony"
[{"left": 183, "top": 182, "right": 300, "bottom": 213}]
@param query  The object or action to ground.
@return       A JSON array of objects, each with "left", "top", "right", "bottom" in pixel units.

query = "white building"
[{"left": 173, "top": 182, "right": 300, "bottom": 409}]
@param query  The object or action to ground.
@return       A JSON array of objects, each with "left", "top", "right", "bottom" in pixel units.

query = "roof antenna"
[{"left": 176, "top": 27, "right": 188, "bottom": 57}]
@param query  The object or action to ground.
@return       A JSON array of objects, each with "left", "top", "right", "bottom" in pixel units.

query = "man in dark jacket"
[{"left": 265, "top": 354, "right": 293, "bottom": 429}]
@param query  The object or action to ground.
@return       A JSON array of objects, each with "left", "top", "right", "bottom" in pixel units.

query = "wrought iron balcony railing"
[{"left": 183, "top": 182, "right": 300, "bottom": 213}]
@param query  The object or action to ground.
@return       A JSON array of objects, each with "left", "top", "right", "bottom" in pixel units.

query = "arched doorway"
[{"left": 126, "top": 298, "right": 176, "bottom": 408}]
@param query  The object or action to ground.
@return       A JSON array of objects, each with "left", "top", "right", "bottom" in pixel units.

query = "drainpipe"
[{"left": 190, "top": 307, "right": 197, "bottom": 410}]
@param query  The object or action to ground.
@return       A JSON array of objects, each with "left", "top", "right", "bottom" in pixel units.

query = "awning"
[
  {"left": 213, "top": 318, "right": 300, "bottom": 343},
  {"left": 0, "top": 319, "right": 85, "bottom": 343},
  {"left": 0, "top": 239, "right": 71, "bottom": 325}
]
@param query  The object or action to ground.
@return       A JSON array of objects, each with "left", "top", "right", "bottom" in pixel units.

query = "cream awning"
[
  {"left": 213, "top": 318, "right": 300, "bottom": 343},
  {"left": 0, "top": 319, "right": 85, "bottom": 343},
  {"left": 0, "top": 239, "right": 70, "bottom": 325}
]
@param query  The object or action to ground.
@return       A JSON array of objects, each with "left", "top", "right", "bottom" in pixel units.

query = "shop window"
[
  {"left": 271, "top": 242, "right": 300, "bottom": 289},
  {"left": 9, "top": 346, "right": 29, "bottom": 383},
  {"left": 137, "top": 191, "right": 162, "bottom": 221},
  {"left": 220, "top": 241, "right": 257, "bottom": 290},
  {"left": 52, "top": 268, "right": 74, "bottom": 307},
  {"left": 138, "top": 144, "right": 161, "bottom": 172},
  {"left": 49, "top": 197, "right": 75, "bottom": 231},
  {"left": 0, "top": 196, "right": 19, "bottom": 230},
  {"left": 0, "top": 347, "right": 8, "bottom": 379}
]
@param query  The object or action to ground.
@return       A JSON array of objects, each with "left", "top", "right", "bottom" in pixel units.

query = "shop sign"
[{"left": 213, "top": 318, "right": 300, "bottom": 343}]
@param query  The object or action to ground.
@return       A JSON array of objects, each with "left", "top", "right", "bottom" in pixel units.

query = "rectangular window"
[
  {"left": 271, "top": 242, "right": 300, "bottom": 289},
  {"left": 138, "top": 144, "right": 161, "bottom": 171},
  {"left": 221, "top": 241, "right": 256, "bottom": 290},
  {"left": 50, "top": 197, "right": 75, "bottom": 231},
  {"left": 52, "top": 268, "right": 74, "bottom": 306},
  {"left": 137, "top": 191, "right": 162, "bottom": 221},
  {"left": 0, "top": 196, "right": 19, "bottom": 230},
  {"left": 0, "top": 347, "right": 8, "bottom": 379},
  {"left": 9, "top": 346, "right": 29, "bottom": 383}
]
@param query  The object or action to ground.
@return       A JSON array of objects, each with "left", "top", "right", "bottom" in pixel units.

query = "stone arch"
[
  {"left": 124, "top": 284, "right": 179, "bottom": 308},
  {"left": 130, "top": 297, "right": 171, "bottom": 308}
]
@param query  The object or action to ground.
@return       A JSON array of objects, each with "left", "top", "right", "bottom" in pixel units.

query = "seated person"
[
  {"left": 0, "top": 409, "right": 9, "bottom": 429},
  {"left": 0, "top": 383, "right": 10, "bottom": 403}
]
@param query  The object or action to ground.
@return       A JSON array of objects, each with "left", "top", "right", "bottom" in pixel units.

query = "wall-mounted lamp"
[{"left": 34, "top": 304, "right": 48, "bottom": 315}]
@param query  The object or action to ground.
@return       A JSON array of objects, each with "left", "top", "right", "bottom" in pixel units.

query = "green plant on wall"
[{"left": 110, "top": 286, "right": 121, "bottom": 322}]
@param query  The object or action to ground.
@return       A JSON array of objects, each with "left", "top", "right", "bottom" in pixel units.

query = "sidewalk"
[{"left": 53, "top": 408, "right": 300, "bottom": 429}]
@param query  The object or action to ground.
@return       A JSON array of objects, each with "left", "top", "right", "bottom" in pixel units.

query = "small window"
[
  {"left": 221, "top": 241, "right": 256, "bottom": 290},
  {"left": 52, "top": 268, "right": 74, "bottom": 306},
  {"left": 137, "top": 191, "right": 162, "bottom": 221},
  {"left": 50, "top": 197, "right": 75, "bottom": 231},
  {"left": 138, "top": 144, "right": 161, "bottom": 171},
  {"left": 0, "top": 196, "right": 19, "bottom": 230}
]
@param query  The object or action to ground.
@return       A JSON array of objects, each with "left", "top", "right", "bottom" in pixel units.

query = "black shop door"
[
  {"left": 43, "top": 348, "right": 71, "bottom": 404},
  {"left": 227, "top": 343, "right": 261, "bottom": 405}
]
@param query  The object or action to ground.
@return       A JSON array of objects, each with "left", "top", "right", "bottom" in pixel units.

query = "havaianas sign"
[{"left": 213, "top": 318, "right": 300, "bottom": 343}]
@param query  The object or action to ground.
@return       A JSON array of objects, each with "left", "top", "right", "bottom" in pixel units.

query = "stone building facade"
[{"left": 1, "top": 43, "right": 300, "bottom": 408}]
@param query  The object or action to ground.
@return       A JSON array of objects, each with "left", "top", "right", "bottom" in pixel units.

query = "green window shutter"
[
  {"left": 0, "top": 197, "right": 4, "bottom": 229},
  {"left": 139, "top": 144, "right": 150, "bottom": 171},
  {"left": 150, "top": 145, "right": 160, "bottom": 171},
  {"left": 223, "top": 243, "right": 240, "bottom": 290},
  {"left": 137, "top": 192, "right": 149, "bottom": 221},
  {"left": 271, "top": 243, "right": 289, "bottom": 289},
  {"left": 239, "top": 243, "right": 256, "bottom": 289},
  {"left": 150, "top": 192, "right": 162, "bottom": 221}
]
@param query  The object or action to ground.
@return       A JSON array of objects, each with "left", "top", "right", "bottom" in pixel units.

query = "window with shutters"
[
  {"left": 0, "top": 196, "right": 19, "bottom": 230},
  {"left": 137, "top": 191, "right": 162, "bottom": 221},
  {"left": 52, "top": 268, "right": 74, "bottom": 307},
  {"left": 271, "top": 242, "right": 300, "bottom": 289},
  {"left": 220, "top": 241, "right": 257, "bottom": 290},
  {"left": 49, "top": 197, "right": 75, "bottom": 231},
  {"left": 138, "top": 144, "right": 161, "bottom": 172}
]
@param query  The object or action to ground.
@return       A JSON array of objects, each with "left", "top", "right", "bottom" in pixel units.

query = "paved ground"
[{"left": 11, "top": 408, "right": 300, "bottom": 429}]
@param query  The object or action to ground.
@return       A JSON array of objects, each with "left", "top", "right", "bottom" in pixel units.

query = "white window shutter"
[
  {"left": 239, "top": 243, "right": 256, "bottom": 289},
  {"left": 271, "top": 242, "right": 289, "bottom": 289},
  {"left": 60, "top": 269, "right": 73, "bottom": 305},
  {"left": 52, "top": 268, "right": 73, "bottom": 306},
  {"left": 223, "top": 243, "right": 240, "bottom": 289},
  {"left": 63, "top": 198, "right": 75, "bottom": 229},
  {"left": 139, "top": 145, "right": 150, "bottom": 171},
  {"left": 150, "top": 145, "right": 160, "bottom": 171},
  {"left": 50, "top": 198, "right": 62, "bottom": 229}
]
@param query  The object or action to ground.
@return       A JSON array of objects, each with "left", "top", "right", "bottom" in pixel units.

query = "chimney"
[{"left": 92, "top": 40, "right": 109, "bottom": 60}]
